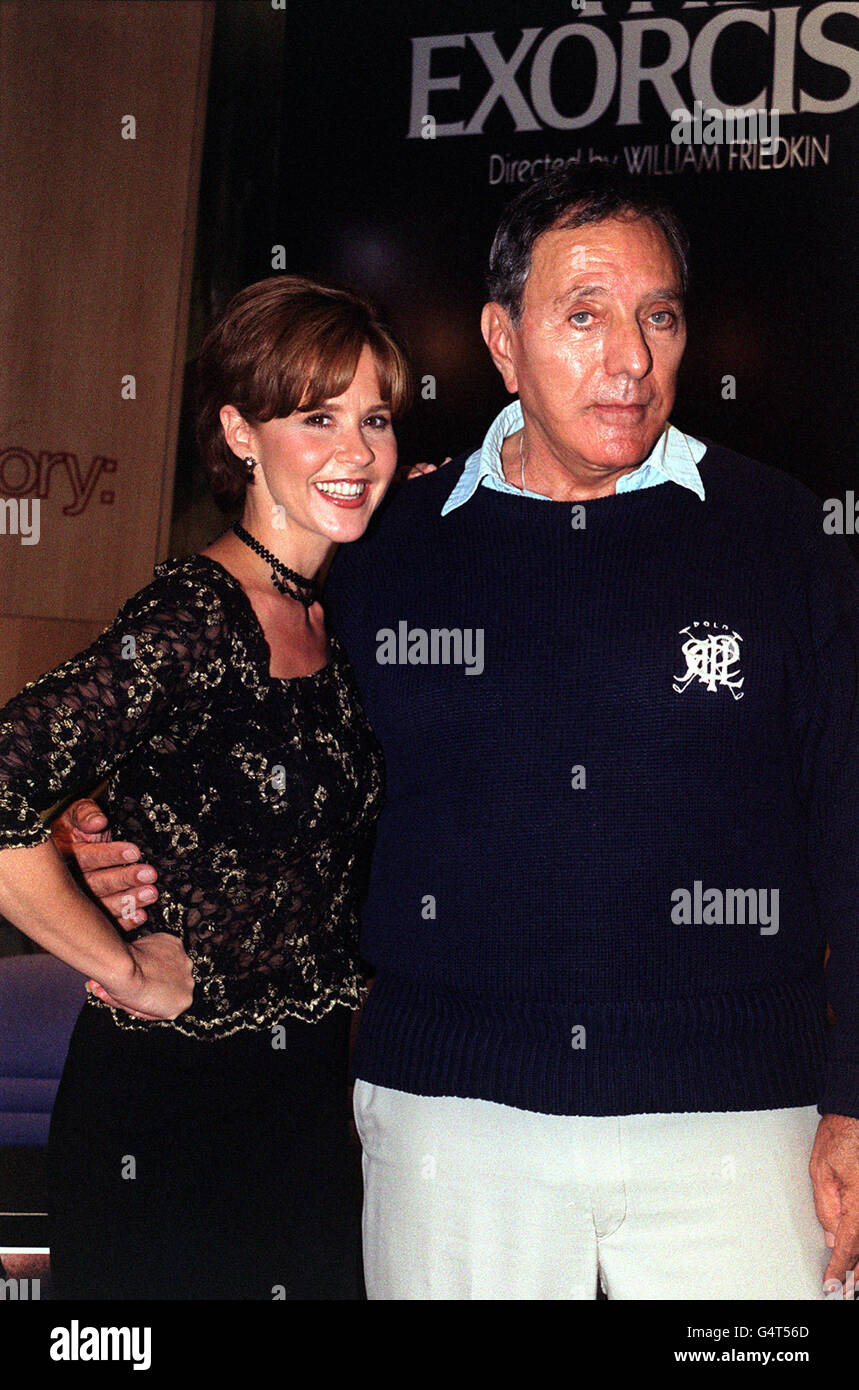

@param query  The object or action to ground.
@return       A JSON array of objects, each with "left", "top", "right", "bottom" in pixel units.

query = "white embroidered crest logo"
[{"left": 673, "top": 622, "right": 744, "bottom": 700}]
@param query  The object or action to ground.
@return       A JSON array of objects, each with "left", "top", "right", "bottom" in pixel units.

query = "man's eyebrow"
[
  {"left": 553, "top": 285, "right": 608, "bottom": 305},
  {"left": 643, "top": 287, "right": 684, "bottom": 305},
  {"left": 553, "top": 284, "right": 684, "bottom": 309}
]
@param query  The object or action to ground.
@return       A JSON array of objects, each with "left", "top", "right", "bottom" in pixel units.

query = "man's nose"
[{"left": 603, "top": 320, "right": 652, "bottom": 380}]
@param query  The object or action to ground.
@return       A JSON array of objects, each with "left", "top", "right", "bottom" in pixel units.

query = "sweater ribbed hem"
[
  {"left": 352, "top": 973, "right": 829, "bottom": 1117},
  {"left": 820, "top": 1035, "right": 859, "bottom": 1118}
]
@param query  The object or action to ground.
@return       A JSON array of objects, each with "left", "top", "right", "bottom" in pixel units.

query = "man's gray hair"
[{"left": 487, "top": 165, "right": 691, "bottom": 324}]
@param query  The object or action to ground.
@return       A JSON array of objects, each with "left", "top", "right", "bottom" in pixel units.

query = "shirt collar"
[{"left": 441, "top": 399, "right": 706, "bottom": 515}]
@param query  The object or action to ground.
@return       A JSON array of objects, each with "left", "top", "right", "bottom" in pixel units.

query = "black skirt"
[{"left": 48, "top": 1001, "right": 362, "bottom": 1300}]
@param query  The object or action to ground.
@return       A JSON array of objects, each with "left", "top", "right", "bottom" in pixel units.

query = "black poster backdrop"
[{"left": 276, "top": 0, "right": 859, "bottom": 515}]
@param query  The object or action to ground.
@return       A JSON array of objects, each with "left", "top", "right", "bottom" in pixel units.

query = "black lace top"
[{"left": 0, "top": 555, "right": 384, "bottom": 1038}]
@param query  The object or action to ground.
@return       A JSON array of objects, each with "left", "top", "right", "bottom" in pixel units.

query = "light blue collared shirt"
[{"left": 440, "top": 400, "right": 706, "bottom": 515}]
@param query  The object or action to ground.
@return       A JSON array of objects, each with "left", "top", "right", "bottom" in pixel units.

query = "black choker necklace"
[{"left": 231, "top": 523, "right": 319, "bottom": 608}]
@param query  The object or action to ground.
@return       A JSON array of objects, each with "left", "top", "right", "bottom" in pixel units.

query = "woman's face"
[{"left": 233, "top": 344, "right": 399, "bottom": 548}]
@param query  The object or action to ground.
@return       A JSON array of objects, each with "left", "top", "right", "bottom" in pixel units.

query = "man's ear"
[
  {"left": 481, "top": 302, "right": 519, "bottom": 395},
  {"left": 219, "top": 404, "right": 254, "bottom": 461}
]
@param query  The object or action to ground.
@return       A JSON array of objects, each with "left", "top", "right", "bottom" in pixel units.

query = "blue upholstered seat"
[{"left": 0, "top": 954, "right": 85, "bottom": 1146}]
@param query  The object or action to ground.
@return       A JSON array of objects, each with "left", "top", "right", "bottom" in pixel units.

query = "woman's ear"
[{"left": 218, "top": 404, "right": 254, "bottom": 461}]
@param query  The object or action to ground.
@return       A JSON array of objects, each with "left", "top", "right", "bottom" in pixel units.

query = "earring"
[{"left": 244, "top": 456, "right": 256, "bottom": 481}]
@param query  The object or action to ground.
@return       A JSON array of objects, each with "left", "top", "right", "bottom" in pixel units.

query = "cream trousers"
[{"left": 353, "top": 1079, "right": 828, "bottom": 1300}]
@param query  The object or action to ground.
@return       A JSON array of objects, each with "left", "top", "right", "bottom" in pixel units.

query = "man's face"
[{"left": 488, "top": 214, "right": 687, "bottom": 478}]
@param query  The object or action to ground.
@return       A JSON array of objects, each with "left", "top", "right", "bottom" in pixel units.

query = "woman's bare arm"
[{"left": 0, "top": 839, "right": 192, "bottom": 1020}]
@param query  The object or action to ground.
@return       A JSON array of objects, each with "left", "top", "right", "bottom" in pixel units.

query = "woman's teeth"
[{"left": 314, "top": 481, "right": 367, "bottom": 497}]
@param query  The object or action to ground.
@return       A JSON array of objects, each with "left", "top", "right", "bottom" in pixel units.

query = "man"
[{"left": 64, "top": 167, "right": 859, "bottom": 1299}]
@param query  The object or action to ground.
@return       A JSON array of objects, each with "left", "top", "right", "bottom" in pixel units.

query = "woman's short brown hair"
[{"left": 196, "top": 275, "right": 412, "bottom": 509}]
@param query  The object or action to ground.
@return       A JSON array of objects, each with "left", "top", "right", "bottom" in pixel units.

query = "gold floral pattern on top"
[{"left": 0, "top": 555, "right": 384, "bottom": 1038}]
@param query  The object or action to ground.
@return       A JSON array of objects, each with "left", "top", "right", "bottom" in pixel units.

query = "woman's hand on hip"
[{"left": 88, "top": 932, "right": 194, "bottom": 1022}]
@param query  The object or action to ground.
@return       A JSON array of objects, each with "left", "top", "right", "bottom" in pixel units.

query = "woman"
[{"left": 0, "top": 275, "right": 410, "bottom": 1299}]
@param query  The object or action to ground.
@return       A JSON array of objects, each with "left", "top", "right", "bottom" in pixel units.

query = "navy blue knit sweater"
[{"left": 324, "top": 440, "right": 859, "bottom": 1118}]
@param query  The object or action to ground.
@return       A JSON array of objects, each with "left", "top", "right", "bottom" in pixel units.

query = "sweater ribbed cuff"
[{"left": 820, "top": 1034, "right": 859, "bottom": 1119}]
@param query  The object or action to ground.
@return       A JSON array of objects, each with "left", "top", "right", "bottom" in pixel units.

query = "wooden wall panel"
[
  {"left": 0, "top": 616, "right": 107, "bottom": 695},
  {"left": 0, "top": 0, "right": 214, "bottom": 703}
]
